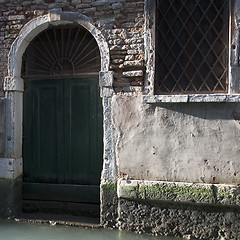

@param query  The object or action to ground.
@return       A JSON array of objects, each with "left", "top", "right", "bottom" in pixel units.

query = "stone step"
[
  {"left": 15, "top": 212, "right": 100, "bottom": 228},
  {"left": 21, "top": 200, "right": 100, "bottom": 220}
]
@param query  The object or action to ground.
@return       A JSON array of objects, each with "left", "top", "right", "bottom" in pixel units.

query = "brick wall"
[{"left": 0, "top": 0, "right": 145, "bottom": 93}]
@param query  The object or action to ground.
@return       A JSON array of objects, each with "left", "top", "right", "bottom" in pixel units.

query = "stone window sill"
[{"left": 143, "top": 94, "right": 240, "bottom": 103}]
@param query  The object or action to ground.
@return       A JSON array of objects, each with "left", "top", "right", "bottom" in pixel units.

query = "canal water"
[{"left": 0, "top": 220, "right": 182, "bottom": 240}]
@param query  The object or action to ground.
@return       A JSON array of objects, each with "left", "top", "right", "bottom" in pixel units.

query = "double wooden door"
[{"left": 23, "top": 78, "right": 103, "bottom": 203}]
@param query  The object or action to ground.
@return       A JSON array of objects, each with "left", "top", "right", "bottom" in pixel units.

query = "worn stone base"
[
  {"left": 0, "top": 177, "right": 22, "bottom": 218},
  {"left": 117, "top": 199, "right": 240, "bottom": 240},
  {"left": 100, "top": 180, "right": 240, "bottom": 240},
  {"left": 100, "top": 182, "right": 118, "bottom": 228}
]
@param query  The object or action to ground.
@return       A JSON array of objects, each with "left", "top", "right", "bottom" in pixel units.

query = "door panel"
[
  {"left": 23, "top": 78, "right": 103, "bottom": 203},
  {"left": 35, "top": 83, "right": 63, "bottom": 183},
  {"left": 69, "top": 84, "right": 91, "bottom": 184},
  {"left": 64, "top": 79, "right": 102, "bottom": 185},
  {"left": 24, "top": 80, "right": 64, "bottom": 183}
]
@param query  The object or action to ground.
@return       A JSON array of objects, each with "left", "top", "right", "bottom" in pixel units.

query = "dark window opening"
[{"left": 154, "top": 0, "right": 229, "bottom": 94}]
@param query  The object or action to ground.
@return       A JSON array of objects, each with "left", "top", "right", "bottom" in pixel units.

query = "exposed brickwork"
[{"left": 0, "top": 0, "right": 145, "bottom": 94}]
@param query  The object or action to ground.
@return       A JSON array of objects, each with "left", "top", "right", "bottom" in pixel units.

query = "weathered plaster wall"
[{"left": 112, "top": 95, "right": 240, "bottom": 185}]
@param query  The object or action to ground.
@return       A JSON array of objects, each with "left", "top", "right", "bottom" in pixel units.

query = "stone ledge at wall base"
[
  {"left": 100, "top": 180, "right": 240, "bottom": 240},
  {"left": 118, "top": 180, "right": 240, "bottom": 206},
  {"left": 143, "top": 94, "right": 240, "bottom": 103},
  {"left": 0, "top": 177, "right": 22, "bottom": 219}
]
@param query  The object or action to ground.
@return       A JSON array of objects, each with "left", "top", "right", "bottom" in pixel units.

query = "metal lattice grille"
[
  {"left": 155, "top": 0, "right": 229, "bottom": 94},
  {"left": 22, "top": 25, "right": 100, "bottom": 78}
]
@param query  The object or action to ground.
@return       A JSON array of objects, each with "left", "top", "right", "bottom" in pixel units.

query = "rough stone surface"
[
  {"left": 117, "top": 198, "right": 240, "bottom": 240},
  {"left": 101, "top": 181, "right": 240, "bottom": 239},
  {"left": 0, "top": 178, "right": 22, "bottom": 218},
  {"left": 100, "top": 182, "right": 118, "bottom": 228},
  {"left": 0, "top": 157, "right": 23, "bottom": 179},
  {"left": 0, "top": 98, "right": 5, "bottom": 158},
  {"left": 99, "top": 71, "right": 114, "bottom": 87},
  {"left": 143, "top": 94, "right": 240, "bottom": 103}
]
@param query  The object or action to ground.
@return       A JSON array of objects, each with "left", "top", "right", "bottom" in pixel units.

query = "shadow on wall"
[
  {"left": 0, "top": 99, "right": 5, "bottom": 157},
  {"left": 147, "top": 102, "right": 240, "bottom": 120}
]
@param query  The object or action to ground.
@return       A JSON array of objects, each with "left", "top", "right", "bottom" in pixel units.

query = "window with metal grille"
[{"left": 154, "top": 0, "right": 229, "bottom": 94}]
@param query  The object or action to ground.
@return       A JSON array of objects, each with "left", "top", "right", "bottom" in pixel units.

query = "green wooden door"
[{"left": 23, "top": 78, "right": 103, "bottom": 203}]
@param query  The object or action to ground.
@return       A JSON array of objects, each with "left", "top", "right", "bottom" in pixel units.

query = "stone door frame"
[{"left": 2, "top": 9, "right": 116, "bottom": 183}]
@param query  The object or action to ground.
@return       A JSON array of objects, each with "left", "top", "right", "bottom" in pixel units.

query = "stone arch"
[
  {"left": 8, "top": 9, "right": 110, "bottom": 79},
  {"left": 3, "top": 9, "right": 116, "bottom": 182}
]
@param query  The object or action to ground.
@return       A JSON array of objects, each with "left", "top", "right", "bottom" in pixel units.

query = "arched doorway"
[{"left": 22, "top": 24, "right": 103, "bottom": 204}]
